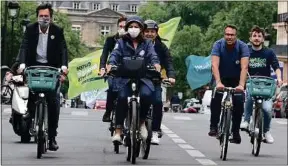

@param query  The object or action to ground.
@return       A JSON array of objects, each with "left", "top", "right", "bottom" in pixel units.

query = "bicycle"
[
  {"left": 244, "top": 75, "right": 276, "bottom": 157},
  {"left": 110, "top": 57, "right": 161, "bottom": 164},
  {"left": 214, "top": 87, "right": 239, "bottom": 161},
  {"left": 1, "top": 66, "right": 15, "bottom": 104},
  {"left": 141, "top": 79, "right": 171, "bottom": 160},
  {"left": 24, "top": 66, "right": 61, "bottom": 159}
]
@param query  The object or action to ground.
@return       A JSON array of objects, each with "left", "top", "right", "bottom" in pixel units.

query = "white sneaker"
[
  {"left": 112, "top": 133, "right": 121, "bottom": 143},
  {"left": 240, "top": 121, "right": 249, "bottom": 129},
  {"left": 151, "top": 132, "right": 160, "bottom": 145},
  {"left": 140, "top": 124, "right": 148, "bottom": 141},
  {"left": 264, "top": 131, "right": 274, "bottom": 144}
]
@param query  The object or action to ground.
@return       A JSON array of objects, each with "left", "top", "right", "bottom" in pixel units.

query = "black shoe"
[
  {"left": 9, "top": 116, "right": 12, "bottom": 124},
  {"left": 102, "top": 111, "right": 111, "bottom": 122},
  {"left": 208, "top": 128, "right": 218, "bottom": 137},
  {"left": 229, "top": 132, "right": 241, "bottom": 144},
  {"left": 48, "top": 138, "right": 59, "bottom": 151}
]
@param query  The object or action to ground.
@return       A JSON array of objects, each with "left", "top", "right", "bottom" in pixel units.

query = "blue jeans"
[
  {"left": 244, "top": 92, "right": 273, "bottom": 133},
  {"left": 152, "top": 84, "right": 162, "bottom": 131}
]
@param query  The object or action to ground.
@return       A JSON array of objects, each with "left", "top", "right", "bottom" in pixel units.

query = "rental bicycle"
[
  {"left": 24, "top": 66, "right": 61, "bottom": 159},
  {"left": 244, "top": 75, "right": 276, "bottom": 156}
]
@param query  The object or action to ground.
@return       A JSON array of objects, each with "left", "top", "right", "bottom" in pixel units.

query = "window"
[
  {"left": 130, "top": 5, "right": 137, "bottom": 12},
  {"left": 100, "top": 25, "right": 110, "bottom": 36},
  {"left": 110, "top": 4, "right": 119, "bottom": 11},
  {"left": 72, "top": 25, "right": 82, "bottom": 38},
  {"left": 73, "top": 2, "right": 80, "bottom": 9},
  {"left": 93, "top": 3, "right": 100, "bottom": 10}
]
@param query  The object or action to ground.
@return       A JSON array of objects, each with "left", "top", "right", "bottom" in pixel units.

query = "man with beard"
[
  {"left": 99, "top": 16, "right": 127, "bottom": 122},
  {"left": 209, "top": 25, "right": 250, "bottom": 144},
  {"left": 240, "top": 26, "right": 283, "bottom": 144}
]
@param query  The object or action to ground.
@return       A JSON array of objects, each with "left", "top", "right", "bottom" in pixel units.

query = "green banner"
[{"left": 67, "top": 17, "right": 181, "bottom": 99}]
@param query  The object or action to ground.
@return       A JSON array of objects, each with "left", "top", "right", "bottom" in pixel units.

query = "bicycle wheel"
[
  {"left": 142, "top": 118, "right": 152, "bottom": 159},
  {"left": 221, "top": 109, "right": 232, "bottom": 161},
  {"left": 252, "top": 108, "right": 262, "bottom": 156},
  {"left": 43, "top": 104, "right": 48, "bottom": 153},
  {"left": 37, "top": 102, "right": 45, "bottom": 159},
  {"left": 131, "top": 100, "right": 138, "bottom": 164},
  {"left": 218, "top": 111, "right": 225, "bottom": 159},
  {"left": 1, "top": 85, "right": 12, "bottom": 104},
  {"left": 125, "top": 116, "right": 131, "bottom": 161}
]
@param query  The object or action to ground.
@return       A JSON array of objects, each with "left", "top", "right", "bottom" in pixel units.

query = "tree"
[
  {"left": 137, "top": 2, "right": 169, "bottom": 23},
  {"left": 170, "top": 25, "right": 206, "bottom": 98}
]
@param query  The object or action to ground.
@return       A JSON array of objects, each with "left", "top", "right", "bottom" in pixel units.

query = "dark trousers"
[
  {"left": 115, "top": 82, "right": 153, "bottom": 128},
  {"left": 152, "top": 84, "right": 163, "bottom": 131},
  {"left": 106, "top": 89, "right": 117, "bottom": 112},
  {"left": 210, "top": 78, "right": 245, "bottom": 133},
  {"left": 27, "top": 62, "right": 60, "bottom": 139},
  {"left": 28, "top": 88, "right": 60, "bottom": 139}
]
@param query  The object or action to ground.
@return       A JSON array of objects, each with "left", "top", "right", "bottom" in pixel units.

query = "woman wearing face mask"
[{"left": 107, "top": 16, "right": 161, "bottom": 143}]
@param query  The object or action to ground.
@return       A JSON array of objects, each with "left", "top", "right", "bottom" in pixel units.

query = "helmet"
[
  {"left": 144, "top": 20, "right": 159, "bottom": 32},
  {"left": 125, "top": 16, "right": 144, "bottom": 31}
]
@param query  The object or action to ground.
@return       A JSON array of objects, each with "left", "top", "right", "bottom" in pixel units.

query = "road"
[{"left": 1, "top": 105, "right": 287, "bottom": 166}]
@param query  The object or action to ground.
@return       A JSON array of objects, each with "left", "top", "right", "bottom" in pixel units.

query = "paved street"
[{"left": 1, "top": 105, "right": 287, "bottom": 166}]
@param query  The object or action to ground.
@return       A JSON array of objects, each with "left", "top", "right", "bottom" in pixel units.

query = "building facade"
[
  {"left": 272, "top": 1, "right": 288, "bottom": 81},
  {"left": 41, "top": 1, "right": 147, "bottom": 48}
]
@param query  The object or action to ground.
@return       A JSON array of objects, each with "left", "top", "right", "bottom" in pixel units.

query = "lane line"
[
  {"left": 166, "top": 133, "right": 180, "bottom": 138},
  {"left": 186, "top": 150, "right": 205, "bottom": 157},
  {"left": 178, "top": 144, "right": 194, "bottom": 149},
  {"left": 173, "top": 116, "right": 192, "bottom": 120},
  {"left": 196, "top": 159, "right": 217, "bottom": 165}
]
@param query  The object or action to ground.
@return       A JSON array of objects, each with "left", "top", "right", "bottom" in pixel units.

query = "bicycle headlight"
[{"left": 132, "top": 83, "right": 136, "bottom": 91}]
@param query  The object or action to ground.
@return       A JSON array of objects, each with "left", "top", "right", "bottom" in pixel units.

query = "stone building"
[{"left": 272, "top": 1, "right": 288, "bottom": 81}]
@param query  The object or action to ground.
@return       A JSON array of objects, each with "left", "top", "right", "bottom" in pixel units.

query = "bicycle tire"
[
  {"left": 1, "top": 85, "right": 12, "bottom": 104},
  {"left": 142, "top": 118, "right": 152, "bottom": 159},
  {"left": 253, "top": 108, "right": 262, "bottom": 156},
  {"left": 37, "top": 102, "right": 44, "bottom": 159},
  {"left": 131, "top": 100, "right": 138, "bottom": 164},
  {"left": 222, "top": 109, "right": 232, "bottom": 161},
  {"left": 43, "top": 104, "right": 48, "bottom": 153},
  {"left": 126, "top": 115, "right": 131, "bottom": 162}
]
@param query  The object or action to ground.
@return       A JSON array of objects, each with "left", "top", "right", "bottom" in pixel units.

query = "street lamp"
[
  {"left": 264, "top": 28, "right": 271, "bottom": 47},
  {"left": 7, "top": 1, "right": 20, "bottom": 66},
  {"left": 8, "top": 1, "right": 20, "bottom": 19},
  {"left": 20, "top": 14, "right": 30, "bottom": 33}
]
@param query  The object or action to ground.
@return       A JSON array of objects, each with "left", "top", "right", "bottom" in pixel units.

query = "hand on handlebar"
[
  {"left": 99, "top": 68, "right": 106, "bottom": 77},
  {"left": 216, "top": 82, "right": 225, "bottom": 90},
  {"left": 168, "top": 78, "right": 175, "bottom": 85},
  {"left": 235, "top": 85, "right": 244, "bottom": 92},
  {"left": 154, "top": 64, "right": 161, "bottom": 72}
]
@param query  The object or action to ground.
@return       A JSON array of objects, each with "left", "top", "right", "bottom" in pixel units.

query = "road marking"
[
  {"left": 276, "top": 121, "right": 287, "bottom": 125},
  {"left": 71, "top": 111, "right": 88, "bottom": 116},
  {"left": 162, "top": 124, "right": 217, "bottom": 165},
  {"left": 178, "top": 144, "right": 194, "bottom": 149},
  {"left": 196, "top": 159, "right": 217, "bottom": 165},
  {"left": 186, "top": 150, "right": 205, "bottom": 157},
  {"left": 3, "top": 108, "right": 11, "bottom": 114},
  {"left": 173, "top": 116, "right": 192, "bottom": 120},
  {"left": 162, "top": 129, "right": 174, "bottom": 134},
  {"left": 166, "top": 133, "right": 180, "bottom": 138},
  {"left": 172, "top": 138, "right": 186, "bottom": 144}
]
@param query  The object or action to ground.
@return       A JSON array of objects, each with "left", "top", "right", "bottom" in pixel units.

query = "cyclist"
[
  {"left": 106, "top": 16, "right": 161, "bottom": 144},
  {"left": 209, "top": 25, "right": 250, "bottom": 144},
  {"left": 143, "top": 19, "right": 176, "bottom": 145},
  {"left": 100, "top": 16, "right": 127, "bottom": 122},
  {"left": 240, "top": 26, "right": 283, "bottom": 144},
  {"left": 13, "top": 3, "right": 68, "bottom": 151}
]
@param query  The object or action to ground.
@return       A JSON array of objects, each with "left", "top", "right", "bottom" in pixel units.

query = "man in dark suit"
[
  {"left": 12, "top": 3, "right": 68, "bottom": 151},
  {"left": 99, "top": 16, "right": 126, "bottom": 122}
]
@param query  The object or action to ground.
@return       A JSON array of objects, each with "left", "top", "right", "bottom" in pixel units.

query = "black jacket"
[
  {"left": 12, "top": 22, "right": 68, "bottom": 72},
  {"left": 154, "top": 37, "right": 176, "bottom": 78},
  {"left": 99, "top": 34, "right": 120, "bottom": 70}
]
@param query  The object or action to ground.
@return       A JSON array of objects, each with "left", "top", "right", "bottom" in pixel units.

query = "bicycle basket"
[
  {"left": 246, "top": 76, "right": 276, "bottom": 99},
  {"left": 25, "top": 69, "right": 60, "bottom": 92}
]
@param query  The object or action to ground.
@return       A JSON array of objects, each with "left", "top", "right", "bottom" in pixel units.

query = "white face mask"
[
  {"left": 128, "top": 28, "right": 140, "bottom": 38},
  {"left": 118, "top": 28, "right": 126, "bottom": 36}
]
